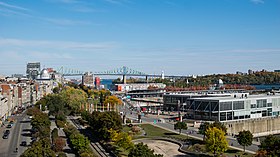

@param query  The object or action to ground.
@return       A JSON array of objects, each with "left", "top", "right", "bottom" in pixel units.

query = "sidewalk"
[{"left": 50, "top": 120, "right": 75, "bottom": 157}]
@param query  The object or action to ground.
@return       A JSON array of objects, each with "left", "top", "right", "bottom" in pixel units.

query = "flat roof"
[{"left": 191, "top": 94, "right": 280, "bottom": 101}]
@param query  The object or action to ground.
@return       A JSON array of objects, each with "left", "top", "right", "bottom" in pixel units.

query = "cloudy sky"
[{"left": 0, "top": 0, "right": 279, "bottom": 76}]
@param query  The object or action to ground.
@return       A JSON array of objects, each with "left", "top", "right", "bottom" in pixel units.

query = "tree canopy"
[
  {"left": 60, "top": 87, "right": 87, "bottom": 114},
  {"left": 174, "top": 121, "right": 188, "bottom": 134},
  {"left": 259, "top": 135, "right": 280, "bottom": 156},
  {"left": 128, "top": 142, "right": 163, "bottom": 157},
  {"left": 236, "top": 130, "right": 253, "bottom": 152},
  {"left": 205, "top": 127, "right": 228, "bottom": 155},
  {"left": 21, "top": 138, "right": 56, "bottom": 157}
]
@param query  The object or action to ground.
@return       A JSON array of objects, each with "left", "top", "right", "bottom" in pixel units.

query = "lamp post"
[{"left": 178, "top": 100, "right": 182, "bottom": 122}]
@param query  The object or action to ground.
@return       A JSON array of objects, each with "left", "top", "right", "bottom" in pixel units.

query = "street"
[{"left": 0, "top": 112, "right": 32, "bottom": 157}]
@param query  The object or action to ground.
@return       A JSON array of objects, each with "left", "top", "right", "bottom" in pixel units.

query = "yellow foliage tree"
[
  {"left": 104, "top": 95, "right": 122, "bottom": 112},
  {"left": 205, "top": 127, "right": 228, "bottom": 155},
  {"left": 108, "top": 128, "right": 133, "bottom": 150}
]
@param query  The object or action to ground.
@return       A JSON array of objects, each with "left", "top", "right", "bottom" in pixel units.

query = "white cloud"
[
  {"left": 230, "top": 49, "right": 280, "bottom": 53},
  {"left": 0, "top": 38, "right": 119, "bottom": 52},
  {"left": 44, "top": 18, "right": 92, "bottom": 25},
  {"left": 0, "top": 2, "right": 30, "bottom": 11},
  {"left": 103, "top": 0, "right": 131, "bottom": 5},
  {"left": 0, "top": 2, "right": 32, "bottom": 17},
  {"left": 250, "top": 0, "right": 264, "bottom": 4}
]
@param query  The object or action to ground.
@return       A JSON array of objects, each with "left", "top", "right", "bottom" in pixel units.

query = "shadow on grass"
[
  {"left": 225, "top": 149, "right": 240, "bottom": 154},
  {"left": 164, "top": 132, "right": 179, "bottom": 136}
]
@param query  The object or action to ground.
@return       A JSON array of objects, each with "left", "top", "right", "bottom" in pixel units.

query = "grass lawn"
[{"left": 135, "top": 124, "right": 254, "bottom": 157}]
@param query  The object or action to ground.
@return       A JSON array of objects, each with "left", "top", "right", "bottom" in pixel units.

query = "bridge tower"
[{"left": 123, "top": 75, "right": 126, "bottom": 84}]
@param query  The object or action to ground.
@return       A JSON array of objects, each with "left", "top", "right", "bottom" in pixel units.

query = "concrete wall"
[{"left": 225, "top": 116, "right": 280, "bottom": 137}]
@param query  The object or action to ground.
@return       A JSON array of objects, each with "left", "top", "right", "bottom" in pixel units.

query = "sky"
[{"left": 0, "top": 0, "right": 280, "bottom": 76}]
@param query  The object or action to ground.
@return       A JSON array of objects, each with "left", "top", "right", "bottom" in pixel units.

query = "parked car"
[
  {"left": 3, "top": 132, "right": 10, "bottom": 139},
  {"left": 21, "top": 141, "right": 27, "bottom": 146},
  {"left": 4, "top": 130, "right": 10, "bottom": 134},
  {"left": 7, "top": 124, "right": 12, "bottom": 128}
]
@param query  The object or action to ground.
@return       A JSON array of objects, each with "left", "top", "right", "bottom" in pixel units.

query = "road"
[
  {"left": 0, "top": 112, "right": 32, "bottom": 157},
  {"left": 121, "top": 101, "right": 259, "bottom": 154}
]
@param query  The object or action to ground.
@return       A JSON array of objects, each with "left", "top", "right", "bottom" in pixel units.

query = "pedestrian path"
[{"left": 50, "top": 119, "right": 75, "bottom": 157}]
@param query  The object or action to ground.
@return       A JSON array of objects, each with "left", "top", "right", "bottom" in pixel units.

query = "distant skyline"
[{"left": 0, "top": 0, "right": 280, "bottom": 76}]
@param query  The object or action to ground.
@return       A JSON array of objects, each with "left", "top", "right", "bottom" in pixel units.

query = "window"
[
  {"left": 220, "top": 112, "right": 226, "bottom": 121},
  {"left": 257, "top": 99, "right": 267, "bottom": 108},
  {"left": 211, "top": 102, "right": 219, "bottom": 111},
  {"left": 227, "top": 112, "right": 233, "bottom": 120},
  {"left": 220, "top": 102, "right": 232, "bottom": 111},
  {"left": 233, "top": 101, "right": 244, "bottom": 110},
  {"left": 251, "top": 104, "right": 256, "bottom": 108}
]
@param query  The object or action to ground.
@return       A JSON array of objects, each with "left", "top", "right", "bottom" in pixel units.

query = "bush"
[
  {"left": 57, "top": 152, "right": 67, "bottom": 157},
  {"left": 131, "top": 126, "right": 141, "bottom": 133},
  {"left": 53, "top": 137, "right": 66, "bottom": 152},
  {"left": 56, "top": 120, "right": 66, "bottom": 129},
  {"left": 51, "top": 128, "right": 59, "bottom": 140},
  {"left": 63, "top": 124, "right": 78, "bottom": 136}
]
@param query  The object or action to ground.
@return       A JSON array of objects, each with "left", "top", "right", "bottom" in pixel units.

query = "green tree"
[
  {"left": 128, "top": 142, "right": 163, "bottom": 157},
  {"left": 259, "top": 135, "right": 280, "bottom": 156},
  {"left": 174, "top": 121, "right": 188, "bottom": 134},
  {"left": 89, "top": 111, "right": 122, "bottom": 140},
  {"left": 236, "top": 130, "right": 253, "bottom": 152},
  {"left": 21, "top": 138, "right": 56, "bottom": 157},
  {"left": 31, "top": 113, "right": 51, "bottom": 129},
  {"left": 61, "top": 87, "right": 87, "bottom": 114},
  {"left": 70, "top": 133, "right": 90, "bottom": 153},
  {"left": 46, "top": 94, "right": 69, "bottom": 119},
  {"left": 198, "top": 122, "right": 210, "bottom": 140},
  {"left": 205, "top": 127, "right": 228, "bottom": 156}
]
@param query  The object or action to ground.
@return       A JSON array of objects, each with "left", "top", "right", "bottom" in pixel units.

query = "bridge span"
[{"left": 57, "top": 66, "right": 190, "bottom": 83}]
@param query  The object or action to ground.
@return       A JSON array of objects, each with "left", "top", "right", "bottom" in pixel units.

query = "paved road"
[
  {"left": 121, "top": 101, "right": 259, "bottom": 154},
  {"left": 0, "top": 112, "right": 31, "bottom": 157}
]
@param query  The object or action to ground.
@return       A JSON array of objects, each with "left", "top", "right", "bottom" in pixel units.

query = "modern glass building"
[{"left": 164, "top": 92, "right": 280, "bottom": 122}]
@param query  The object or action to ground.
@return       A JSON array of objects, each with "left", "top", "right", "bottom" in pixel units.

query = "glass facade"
[{"left": 164, "top": 94, "right": 280, "bottom": 122}]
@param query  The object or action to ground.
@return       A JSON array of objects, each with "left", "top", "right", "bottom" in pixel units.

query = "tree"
[
  {"left": 60, "top": 87, "right": 87, "bottom": 114},
  {"left": 109, "top": 129, "right": 133, "bottom": 150},
  {"left": 31, "top": 113, "right": 51, "bottom": 129},
  {"left": 89, "top": 111, "right": 122, "bottom": 140},
  {"left": 46, "top": 94, "right": 69, "bottom": 119},
  {"left": 53, "top": 137, "right": 66, "bottom": 152},
  {"left": 211, "top": 121, "right": 227, "bottom": 134},
  {"left": 236, "top": 130, "right": 253, "bottom": 152},
  {"left": 198, "top": 122, "right": 210, "bottom": 140},
  {"left": 259, "top": 135, "right": 280, "bottom": 156},
  {"left": 174, "top": 121, "right": 188, "bottom": 134},
  {"left": 205, "top": 127, "right": 228, "bottom": 156},
  {"left": 21, "top": 138, "right": 56, "bottom": 157},
  {"left": 104, "top": 95, "right": 122, "bottom": 111},
  {"left": 70, "top": 133, "right": 90, "bottom": 153},
  {"left": 128, "top": 142, "right": 163, "bottom": 157}
]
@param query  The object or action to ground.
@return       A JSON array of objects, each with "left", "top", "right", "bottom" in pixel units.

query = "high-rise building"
[
  {"left": 82, "top": 72, "right": 94, "bottom": 87},
  {"left": 26, "top": 62, "right": 40, "bottom": 80}
]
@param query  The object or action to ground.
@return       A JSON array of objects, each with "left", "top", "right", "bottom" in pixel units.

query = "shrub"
[{"left": 57, "top": 152, "right": 67, "bottom": 157}]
